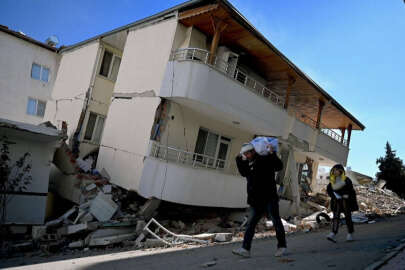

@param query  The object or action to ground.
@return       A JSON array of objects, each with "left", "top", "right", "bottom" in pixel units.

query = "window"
[
  {"left": 194, "top": 128, "right": 231, "bottom": 168},
  {"left": 99, "top": 50, "right": 121, "bottom": 81},
  {"left": 84, "top": 112, "right": 105, "bottom": 144},
  {"left": 31, "top": 63, "right": 50, "bottom": 82},
  {"left": 26, "top": 98, "right": 46, "bottom": 117}
]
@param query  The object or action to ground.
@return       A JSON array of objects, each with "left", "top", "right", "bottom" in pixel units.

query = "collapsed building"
[{"left": 42, "top": 0, "right": 365, "bottom": 216}]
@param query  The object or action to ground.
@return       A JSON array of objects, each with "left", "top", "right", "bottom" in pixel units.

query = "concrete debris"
[
  {"left": 32, "top": 226, "right": 47, "bottom": 240},
  {"left": 214, "top": 233, "right": 232, "bottom": 242},
  {"left": 355, "top": 185, "right": 405, "bottom": 216},
  {"left": 143, "top": 239, "right": 168, "bottom": 248},
  {"left": 90, "top": 193, "right": 119, "bottom": 222},
  {"left": 69, "top": 240, "right": 85, "bottom": 249},
  {"left": 139, "top": 198, "right": 161, "bottom": 220},
  {"left": 10, "top": 142, "right": 404, "bottom": 258}
]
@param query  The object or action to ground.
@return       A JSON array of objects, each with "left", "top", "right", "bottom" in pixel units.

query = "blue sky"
[{"left": 1, "top": 0, "right": 404, "bottom": 177}]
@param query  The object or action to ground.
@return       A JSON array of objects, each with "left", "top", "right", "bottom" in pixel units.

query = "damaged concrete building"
[{"left": 42, "top": 0, "right": 365, "bottom": 215}]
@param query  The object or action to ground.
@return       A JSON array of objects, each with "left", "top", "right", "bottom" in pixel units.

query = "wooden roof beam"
[{"left": 179, "top": 4, "right": 219, "bottom": 20}]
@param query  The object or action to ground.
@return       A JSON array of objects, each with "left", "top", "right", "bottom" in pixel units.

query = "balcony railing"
[
  {"left": 172, "top": 48, "right": 285, "bottom": 108},
  {"left": 149, "top": 141, "right": 231, "bottom": 171},
  {"left": 172, "top": 48, "right": 348, "bottom": 148},
  {"left": 294, "top": 111, "right": 348, "bottom": 147}
]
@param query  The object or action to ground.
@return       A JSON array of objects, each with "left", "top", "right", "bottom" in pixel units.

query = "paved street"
[{"left": 2, "top": 215, "right": 405, "bottom": 270}]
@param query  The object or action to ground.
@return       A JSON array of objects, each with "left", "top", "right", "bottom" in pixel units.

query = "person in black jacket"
[
  {"left": 232, "top": 143, "right": 286, "bottom": 258},
  {"left": 326, "top": 164, "right": 359, "bottom": 243}
]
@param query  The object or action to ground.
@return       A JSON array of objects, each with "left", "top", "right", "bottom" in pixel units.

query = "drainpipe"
[{"left": 71, "top": 40, "right": 103, "bottom": 157}]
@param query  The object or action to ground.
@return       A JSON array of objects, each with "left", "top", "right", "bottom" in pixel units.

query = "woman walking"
[{"left": 326, "top": 164, "right": 359, "bottom": 243}]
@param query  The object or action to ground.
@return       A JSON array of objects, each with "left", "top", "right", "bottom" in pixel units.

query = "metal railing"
[
  {"left": 294, "top": 111, "right": 348, "bottom": 147},
  {"left": 172, "top": 48, "right": 285, "bottom": 107},
  {"left": 149, "top": 141, "right": 230, "bottom": 170}
]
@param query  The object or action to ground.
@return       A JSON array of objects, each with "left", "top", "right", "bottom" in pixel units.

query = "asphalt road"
[{"left": 2, "top": 215, "right": 405, "bottom": 270}]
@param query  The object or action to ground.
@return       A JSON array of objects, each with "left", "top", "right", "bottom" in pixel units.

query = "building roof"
[
  {"left": 58, "top": 0, "right": 364, "bottom": 130},
  {"left": 0, "top": 25, "right": 57, "bottom": 52},
  {"left": 0, "top": 118, "right": 61, "bottom": 138}
]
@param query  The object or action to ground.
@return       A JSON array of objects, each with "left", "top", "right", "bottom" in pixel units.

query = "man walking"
[{"left": 232, "top": 143, "right": 286, "bottom": 258}]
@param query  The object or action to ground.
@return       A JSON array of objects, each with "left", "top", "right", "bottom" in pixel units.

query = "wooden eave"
[{"left": 179, "top": 2, "right": 364, "bottom": 130}]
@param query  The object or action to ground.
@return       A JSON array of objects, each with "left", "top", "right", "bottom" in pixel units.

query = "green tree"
[{"left": 376, "top": 142, "right": 405, "bottom": 198}]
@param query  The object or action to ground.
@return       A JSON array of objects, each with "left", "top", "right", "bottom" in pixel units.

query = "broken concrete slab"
[
  {"left": 90, "top": 193, "right": 118, "bottom": 222},
  {"left": 89, "top": 233, "right": 137, "bottom": 247},
  {"left": 53, "top": 144, "right": 77, "bottom": 175},
  {"left": 143, "top": 238, "right": 167, "bottom": 248},
  {"left": 69, "top": 240, "right": 85, "bottom": 249},
  {"left": 136, "top": 220, "right": 146, "bottom": 234},
  {"left": 80, "top": 213, "right": 94, "bottom": 223},
  {"left": 214, "top": 233, "right": 232, "bottom": 242},
  {"left": 139, "top": 198, "right": 161, "bottom": 220}
]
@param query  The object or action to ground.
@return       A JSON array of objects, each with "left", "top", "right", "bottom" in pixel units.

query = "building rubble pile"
[
  {"left": 298, "top": 183, "right": 405, "bottom": 229},
  {"left": 355, "top": 185, "right": 405, "bottom": 216}
]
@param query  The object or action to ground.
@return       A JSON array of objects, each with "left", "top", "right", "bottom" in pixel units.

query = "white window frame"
[
  {"left": 31, "top": 63, "right": 50, "bottom": 83},
  {"left": 194, "top": 127, "right": 232, "bottom": 168},
  {"left": 26, "top": 97, "right": 46, "bottom": 117},
  {"left": 83, "top": 112, "right": 106, "bottom": 144},
  {"left": 98, "top": 48, "right": 121, "bottom": 81}
]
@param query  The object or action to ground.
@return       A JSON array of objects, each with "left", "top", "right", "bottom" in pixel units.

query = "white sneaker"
[
  {"left": 346, "top": 233, "right": 354, "bottom": 242},
  {"left": 327, "top": 232, "right": 337, "bottom": 243},
  {"left": 274, "top": 247, "right": 286, "bottom": 257},
  {"left": 232, "top": 247, "right": 250, "bottom": 258}
]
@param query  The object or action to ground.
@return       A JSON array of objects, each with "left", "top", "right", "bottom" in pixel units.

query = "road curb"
[{"left": 364, "top": 239, "right": 405, "bottom": 270}]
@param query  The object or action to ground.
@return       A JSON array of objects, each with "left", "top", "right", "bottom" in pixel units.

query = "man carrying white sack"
[{"left": 232, "top": 140, "right": 286, "bottom": 258}]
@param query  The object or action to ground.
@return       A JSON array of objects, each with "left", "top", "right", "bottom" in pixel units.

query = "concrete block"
[
  {"left": 139, "top": 198, "right": 161, "bottom": 220},
  {"left": 214, "top": 233, "right": 232, "bottom": 242},
  {"left": 90, "top": 193, "right": 118, "bottom": 222},
  {"left": 32, "top": 226, "right": 47, "bottom": 240},
  {"left": 136, "top": 220, "right": 146, "bottom": 234},
  {"left": 69, "top": 240, "right": 85, "bottom": 249}
]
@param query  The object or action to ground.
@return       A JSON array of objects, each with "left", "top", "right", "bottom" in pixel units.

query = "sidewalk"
[{"left": 379, "top": 247, "right": 405, "bottom": 270}]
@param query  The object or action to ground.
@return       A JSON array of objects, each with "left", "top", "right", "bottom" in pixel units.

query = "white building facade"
[{"left": 0, "top": 26, "right": 60, "bottom": 125}]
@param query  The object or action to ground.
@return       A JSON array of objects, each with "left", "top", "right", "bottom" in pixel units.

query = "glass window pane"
[
  {"left": 205, "top": 132, "right": 218, "bottom": 157},
  {"left": 41, "top": 67, "right": 49, "bottom": 82},
  {"left": 37, "top": 100, "right": 46, "bottom": 117},
  {"left": 99, "top": 51, "right": 113, "bottom": 77},
  {"left": 93, "top": 117, "right": 105, "bottom": 144},
  {"left": 31, "top": 64, "right": 41, "bottom": 80},
  {"left": 27, "top": 98, "right": 37, "bottom": 115},
  {"left": 84, "top": 113, "right": 97, "bottom": 141},
  {"left": 194, "top": 129, "right": 208, "bottom": 162},
  {"left": 110, "top": 56, "right": 121, "bottom": 81}
]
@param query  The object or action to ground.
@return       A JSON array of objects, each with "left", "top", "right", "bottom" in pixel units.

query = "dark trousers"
[
  {"left": 242, "top": 200, "right": 286, "bottom": 250},
  {"left": 332, "top": 199, "right": 354, "bottom": 234}
]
